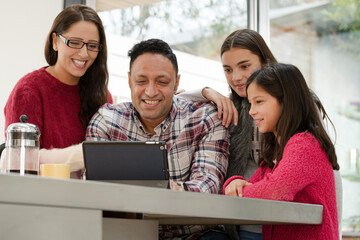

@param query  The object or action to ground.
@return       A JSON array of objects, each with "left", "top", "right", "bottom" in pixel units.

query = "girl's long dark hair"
[
  {"left": 220, "top": 29, "right": 277, "bottom": 102},
  {"left": 246, "top": 63, "right": 339, "bottom": 170},
  {"left": 45, "top": 4, "right": 109, "bottom": 128}
]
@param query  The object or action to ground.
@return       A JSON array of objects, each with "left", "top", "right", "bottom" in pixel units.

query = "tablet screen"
[{"left": 83, "top": 141, "right": 169, "bottom": 181}]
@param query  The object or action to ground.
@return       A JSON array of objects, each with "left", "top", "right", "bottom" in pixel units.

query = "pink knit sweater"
[{"left": 223, "top": 132, "right": 338, "bottom": 240}]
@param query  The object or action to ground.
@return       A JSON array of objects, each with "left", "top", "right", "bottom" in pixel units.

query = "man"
[{"left": 85, "top": 39, "right": 229, "bottom": 239}]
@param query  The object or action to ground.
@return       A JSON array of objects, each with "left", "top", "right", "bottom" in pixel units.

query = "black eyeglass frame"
[{"left": 57, "top": 34, "right": 102, "bottom": 52}]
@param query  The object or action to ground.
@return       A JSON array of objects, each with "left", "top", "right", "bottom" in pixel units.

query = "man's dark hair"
[{"left": 128, "top": 39, "right": 178, "bottom": 75}]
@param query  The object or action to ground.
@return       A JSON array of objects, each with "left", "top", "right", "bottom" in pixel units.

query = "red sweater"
[
  {"left": 224, "top": 132, "right": 338, "bottom": 240},
  {"left": 4, "top": 67, "right": 112, "bottom": 149}
]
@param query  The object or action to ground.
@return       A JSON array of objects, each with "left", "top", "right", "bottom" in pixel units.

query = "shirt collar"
[{"left": 131, "top": 98, "right": 178, "bottom": 134}]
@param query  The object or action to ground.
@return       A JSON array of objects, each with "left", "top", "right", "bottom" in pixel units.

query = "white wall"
[{"left": 0, "top": 0, "right": 63, "bottom": 143}]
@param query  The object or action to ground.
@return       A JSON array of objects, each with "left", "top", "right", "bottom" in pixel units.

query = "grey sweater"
[
  {"left": 178, "top": 90, "right": 262, "bottom": 238},
  {"left": 224, "top": 96, "right": 262, "bottom": 239}
]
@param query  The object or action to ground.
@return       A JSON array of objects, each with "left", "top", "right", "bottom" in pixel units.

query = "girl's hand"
[
  {"left": 202, "top": 87, "right": 238, "bottom": 127},
  {"left": 176, "top": 89, "right": 186, "bottom": 94},
  {"left": 224, "top": 179, "right": 252, "bottom": 197}
]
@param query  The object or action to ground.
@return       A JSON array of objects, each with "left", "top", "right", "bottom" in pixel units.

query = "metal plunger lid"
[{"left": 6, "top": 115, "right": 40, "bottom": 147}]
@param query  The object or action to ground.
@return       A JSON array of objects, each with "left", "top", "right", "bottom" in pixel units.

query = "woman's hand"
[
  {"left": 202, "top": 87, "right": 238, "bottom": 127},
  {"left": 224, "top": 179, "right": 252, "bottom": 197}
]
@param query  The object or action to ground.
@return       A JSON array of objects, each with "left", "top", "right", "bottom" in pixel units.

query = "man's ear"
[
  {"left": 128, "top": 72, "right": 131, "bottom": 88},
  {"left": 174, "top": 74, "right": 180, "bottom": 93}
]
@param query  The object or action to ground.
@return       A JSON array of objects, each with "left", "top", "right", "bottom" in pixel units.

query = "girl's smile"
[{"left": 247, "top": 82, "right": 282, "bottom": 136}]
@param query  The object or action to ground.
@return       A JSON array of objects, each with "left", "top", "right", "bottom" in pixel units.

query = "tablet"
[{"left": 82, "top": 141, "right": 169, "bottom": 187}]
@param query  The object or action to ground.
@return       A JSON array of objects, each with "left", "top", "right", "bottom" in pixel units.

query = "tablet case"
[{"left": 82, "top": 141, "right": 169, "bottom": 184}]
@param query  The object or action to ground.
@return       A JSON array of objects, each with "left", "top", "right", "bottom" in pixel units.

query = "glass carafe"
[{"left": 4, "top": 115, "right": 40, "bottom": 175}]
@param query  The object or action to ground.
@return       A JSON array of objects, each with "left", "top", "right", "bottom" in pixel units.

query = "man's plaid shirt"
[{"left": 85, "top": 97, "right": 230, "bottom": 238}]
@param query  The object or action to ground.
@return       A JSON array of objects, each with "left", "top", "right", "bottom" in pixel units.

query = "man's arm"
[
  {"left": 184, "top": 106, "right": 230, "bottom": 194},
  {"left": 177, "top": 87, "right": 238, "bottom": 128},
  {"left": 85, "top": 107, "right": 112, "bottom": 141}
]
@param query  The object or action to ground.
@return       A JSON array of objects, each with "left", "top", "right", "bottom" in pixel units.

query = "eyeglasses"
[{"left": 57, "top": 34, "right": 102, "bottom": 52}]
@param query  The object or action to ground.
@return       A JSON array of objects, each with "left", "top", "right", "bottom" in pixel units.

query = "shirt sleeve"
[
  {"left": 39, "top": 144, "right": 84, "bottom": 172},
  {"left": 243, "top": 134, "right": 330, "bottom": 201},
  {"left": 176, "top": 88, "right": 209, "bottom": 102},
  {"left": 185, "top": 110, "right": 230, "bottom": 194},
  {"left": 246, "top": 161, "right": 272, "bottom": 184},
  {"left": 85, "top": 107, "right": 112, "bottom": 141},
  {"left": 4, "top": 80, "right": 44, "bottom": 146}
]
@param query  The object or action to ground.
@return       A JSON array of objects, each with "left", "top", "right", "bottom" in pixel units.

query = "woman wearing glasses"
[{"left": 4, "top": 5, "right": 111, "bottom": 178}]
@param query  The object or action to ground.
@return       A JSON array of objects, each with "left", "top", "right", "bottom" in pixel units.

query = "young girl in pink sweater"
[{"left": 223, "top": 63, "right": 339, "bottom": 240}]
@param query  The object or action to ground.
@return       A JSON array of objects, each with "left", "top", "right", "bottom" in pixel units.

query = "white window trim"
[{"left": 247, "top": 0, "right": 270, "bottom": 46}]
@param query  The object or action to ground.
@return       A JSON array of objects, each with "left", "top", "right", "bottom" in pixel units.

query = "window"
[
  {"left": 98, "top": 0, "right": 248, "bottom": 102},
  {"left": 269, "top": 0, "right": 360, "bottom": 234}
]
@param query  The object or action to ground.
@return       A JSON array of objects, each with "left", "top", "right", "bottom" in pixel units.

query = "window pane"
[
  {"left": 270, "top": 0, "right": 360, "bottom": 234},
  {"left": 99, "top": 0, "right": 247, "bottom": 102}
]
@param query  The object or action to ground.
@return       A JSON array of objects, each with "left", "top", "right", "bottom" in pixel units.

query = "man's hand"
[
  {"left": 202, "top": 87, "right": 238, "bottom": 127},
  {"left": 169, "top": 180, "right": 185, "bottom": 191}
]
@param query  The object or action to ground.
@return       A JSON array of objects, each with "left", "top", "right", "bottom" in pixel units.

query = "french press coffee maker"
[{"left": 3, "top": 115, "right": 41, "bottom": 175}]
